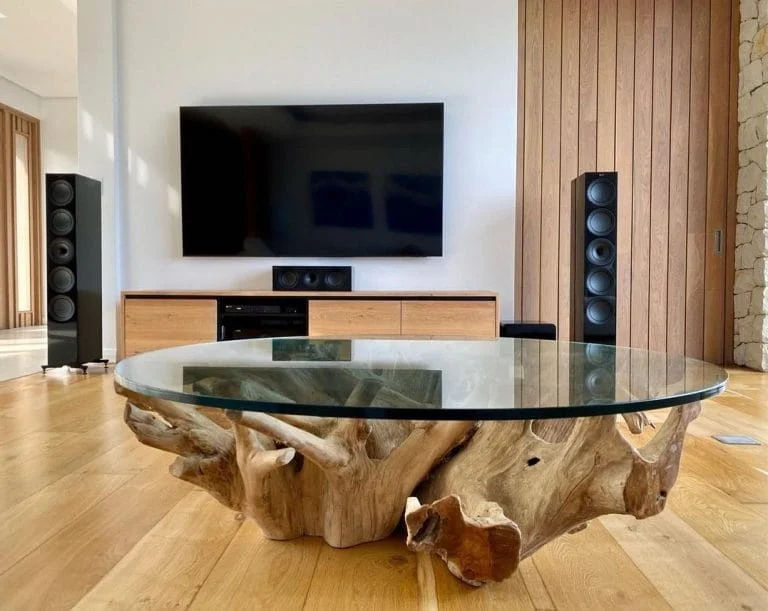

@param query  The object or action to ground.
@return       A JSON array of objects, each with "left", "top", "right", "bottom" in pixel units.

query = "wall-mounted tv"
[{"left": 180, "top": 103, "right": 444, "bottom": 257}]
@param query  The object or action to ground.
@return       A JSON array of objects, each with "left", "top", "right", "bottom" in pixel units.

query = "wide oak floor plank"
[{"left": 73, "top": 491, "right": 241, "bottom": 610}]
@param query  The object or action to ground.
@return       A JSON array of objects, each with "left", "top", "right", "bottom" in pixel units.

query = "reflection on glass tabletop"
[{"left": 114, "top": 338, "right": 727, "bottom": 420}]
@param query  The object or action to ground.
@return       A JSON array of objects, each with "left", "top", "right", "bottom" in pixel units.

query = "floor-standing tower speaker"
[
  {"left": 572, "top": 171, "right": 617, "bottom": 403},
  {"left": 45, "top": 174, "right": 103, "bottom": 368}
]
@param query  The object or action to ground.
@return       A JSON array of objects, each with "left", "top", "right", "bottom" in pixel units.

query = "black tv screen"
[{"left": 180, "top": 103, "right": 444, "bottom": 257}]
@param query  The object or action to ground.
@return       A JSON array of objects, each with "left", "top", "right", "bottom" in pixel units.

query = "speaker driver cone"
[
  {"left": 586, "top": 269, "right": 615, "bottom": 295},
  {"left": 586, "top": 238, "right": 616, "bottom": 266},
  {"left": 49, "top": 267, "right": 76, "bottom": 293},
  {"left": 49, "top": 209, "right": 75, "bottom": 236},
  {"left": 585, "top": 368, "right": 614, "bottom": 397},
  {"left": 586, "top": 209, "right": 616, "bottom": 236},
  {"left": 49, "top": 295, "right": 75, "bottom": 322},
  {"left": 585, "top": 343, "right": 613, "bottom": 366},
  {"left": 278, "top": 270, "right": 299, "bottom": 289},
  {"left": 325, "top": 271, "right": 345, "bottom": 288},
  {"left": 586, "top": 299, "right": 613, "bottom": 325},
  {"left": 49, "top": 238, "right": 74, "bottom": 264},
  {"left": 586, "top": 179, "right": 616, "bottom": 206},
  {"left": 50, "top": 180, "right": 74, "bottom": 206},
  {"left": 302, "top": 272, "right": 319, "bottom": 289}
]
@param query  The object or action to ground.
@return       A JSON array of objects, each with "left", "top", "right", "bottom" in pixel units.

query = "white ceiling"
[{"left": 0, "top": 0, "right": 77, "bottom": 98}]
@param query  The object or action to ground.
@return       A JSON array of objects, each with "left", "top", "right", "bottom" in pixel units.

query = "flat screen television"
[{"left": 180, "top": 103, "right": 444, "bottom": 257}]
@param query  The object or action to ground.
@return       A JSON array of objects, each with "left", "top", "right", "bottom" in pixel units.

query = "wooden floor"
[{"left": 0, "top": 368, "right": 766, "bottom": 610}]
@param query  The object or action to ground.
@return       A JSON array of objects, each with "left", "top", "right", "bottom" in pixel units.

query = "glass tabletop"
[{"left": 114, "top": 338, "right": 727, "bottom": 421}]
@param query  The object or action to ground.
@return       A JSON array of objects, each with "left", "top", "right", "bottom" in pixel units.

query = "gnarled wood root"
[
  {"left": 117, "top": 382, "right": 475, "bottom": 548},
  {"left": 405, "top": 403, "right": 700, "bottom": 585}
]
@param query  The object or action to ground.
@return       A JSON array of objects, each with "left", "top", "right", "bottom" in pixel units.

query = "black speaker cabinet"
[
  {"left": 46, "top": 174, "right": 103, "bottom": 367},
  {"left": 572, "top": 171, "right": 618, "bottom": 345},
  {"left": 273, "top": 266, "right": 352, "bottom": 292}
]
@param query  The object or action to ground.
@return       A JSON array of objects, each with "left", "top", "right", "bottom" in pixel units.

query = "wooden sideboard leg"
[{"left": 406, "top": 403, "right": 700, "bottom": 586}]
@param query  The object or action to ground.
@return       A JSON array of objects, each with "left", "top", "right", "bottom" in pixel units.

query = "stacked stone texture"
[{"left": 735, "top": 0, "right": 768, "bottom": 370}]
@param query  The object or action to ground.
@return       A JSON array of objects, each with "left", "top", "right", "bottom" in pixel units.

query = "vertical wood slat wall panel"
[
  {"left": 515, "top": 0, "right": 737, "bottom": 365},
  {"left": 596, "top": 0, "right": 617, "bottom": 169},
  {"left": 648, "top": 0, "right": 672, "bottom": 354},
  {"left": 522, "top": 1, "right": 545, "bottom": 321},
  {"left": 630, "top": 0, "right": 654, "bottom": 351},
  {"left": 558, "top": 0, "right": 581, "bottom": 341},
  {"left": 685, "top": 0, "right": 710, "bottom": 359},
  {"left": 578, "top": 0, "right": 599, "bottom": 174},
  {"left": 514, "top": 0, "right": 526, "bottom": 320},
  {"left": 614, "top": 0, "right": 635, "bottom": 348},
  {"left": 666, "top": 0, "right": 692, "bottom": 356},
  {"left": 540, "top": 0, "right": 563, "bottom": 327}
]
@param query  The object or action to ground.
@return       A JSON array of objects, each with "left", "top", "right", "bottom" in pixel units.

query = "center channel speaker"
[
  {"left": 273, "top": 266, "right": 352, "bottom": 292},
  {"left": 572, "top": 171, "right": 618, "bottom": 345},
  {"left": 46, "top": 174, "right": 103, "bottom": 367}
]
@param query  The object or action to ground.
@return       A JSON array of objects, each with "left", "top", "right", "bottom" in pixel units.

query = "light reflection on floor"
[{"left": 0, "top": 326, "right": 46, "bottom": 382}]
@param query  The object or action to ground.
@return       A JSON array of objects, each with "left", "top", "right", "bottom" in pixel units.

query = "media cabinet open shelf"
[{"left": 118, "top": 290, "right": 500, "bottom": 360}]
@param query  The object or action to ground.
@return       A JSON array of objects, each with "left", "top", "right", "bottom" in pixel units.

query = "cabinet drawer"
[
  {"left": 308, "top": 300, "right": 401, "bottom": 337},
  {"left": 124, "top": 298, "right": 218, "bottom": 356},
  {"left": 401, "top": 301, "right": 497, "bottom": 339}
]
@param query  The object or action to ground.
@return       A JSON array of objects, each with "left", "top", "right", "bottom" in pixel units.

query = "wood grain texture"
[
  {"left": 558, "top": 0, "right": 581, "bottom": 341},
  {"left": 515, "top": 0, "right": 526, "bottom": 321},
  {"left": 685, "top": 0, "right": 710, "bottom": 359},
  {"left": 614, "top": 0, "right": 636, "bottom": 349},
  {"left": 309, "top": 299, "right": 402, "bottom": 337},
  {"left": 666, "top": 0, "right": 691, "bottom": 356},
  {"left": 0, "top": 369, "right": 766, "bottom": 607},
  {"left": 649, "top": 0, "right": 672, "bottom": 354},
  {"left": 400, "top": 301, "right": 497, "bottom": 339},
  {"left": 703, "top": 0, "right": 731, "bottom": 364},
  {"left": 123, "top": 298, "right": 217, "bottom": 356},
  {"left": 540, "top": 0, "right": 562, "bottom": 328},
  {"left": 522, "top": 0, "right": 544, "bottom": 321},
  {"left": 516, "top": 0, "right": 737, "bottom": 365}
]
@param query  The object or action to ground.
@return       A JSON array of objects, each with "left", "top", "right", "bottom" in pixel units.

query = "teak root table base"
[{"left": 116, "top": 382, "right": 698, "bottom": 586}]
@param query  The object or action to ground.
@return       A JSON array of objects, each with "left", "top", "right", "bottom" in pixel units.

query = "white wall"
[
  {"left": 77, "top": 0, "right": 119, "bottom": 360},
  {"left": 41, "top": 98, "right": 78, "bottom": 173},
  {"left": 117, "top": 0, "right": 518, "bottom": 320},
  {"left": 0, "top": 77, "right": 42, "bottom": 117}
]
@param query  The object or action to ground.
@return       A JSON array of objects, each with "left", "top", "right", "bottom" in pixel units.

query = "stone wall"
[{"left": 735, "top": 0, "right": 768, "bottom": 371}]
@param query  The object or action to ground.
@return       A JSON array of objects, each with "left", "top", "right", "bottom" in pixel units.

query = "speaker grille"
[{"left": 49, "top": 295, "right": 76, "bottom": 322}]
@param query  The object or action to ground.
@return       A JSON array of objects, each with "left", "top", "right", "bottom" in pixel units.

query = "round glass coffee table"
[{"left": 114, "top": 338, "right": 726, "bottom": 586}]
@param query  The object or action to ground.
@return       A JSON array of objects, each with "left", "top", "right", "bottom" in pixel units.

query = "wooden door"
[
  {"left": 0, "top": 104, "right": 43, "bottom": 329},
  {"left": 514, "top": 0, "right": 738, "bottom": 364},
  {"left": 308, "top": 300, "right": 402, "bottom": 337}
]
